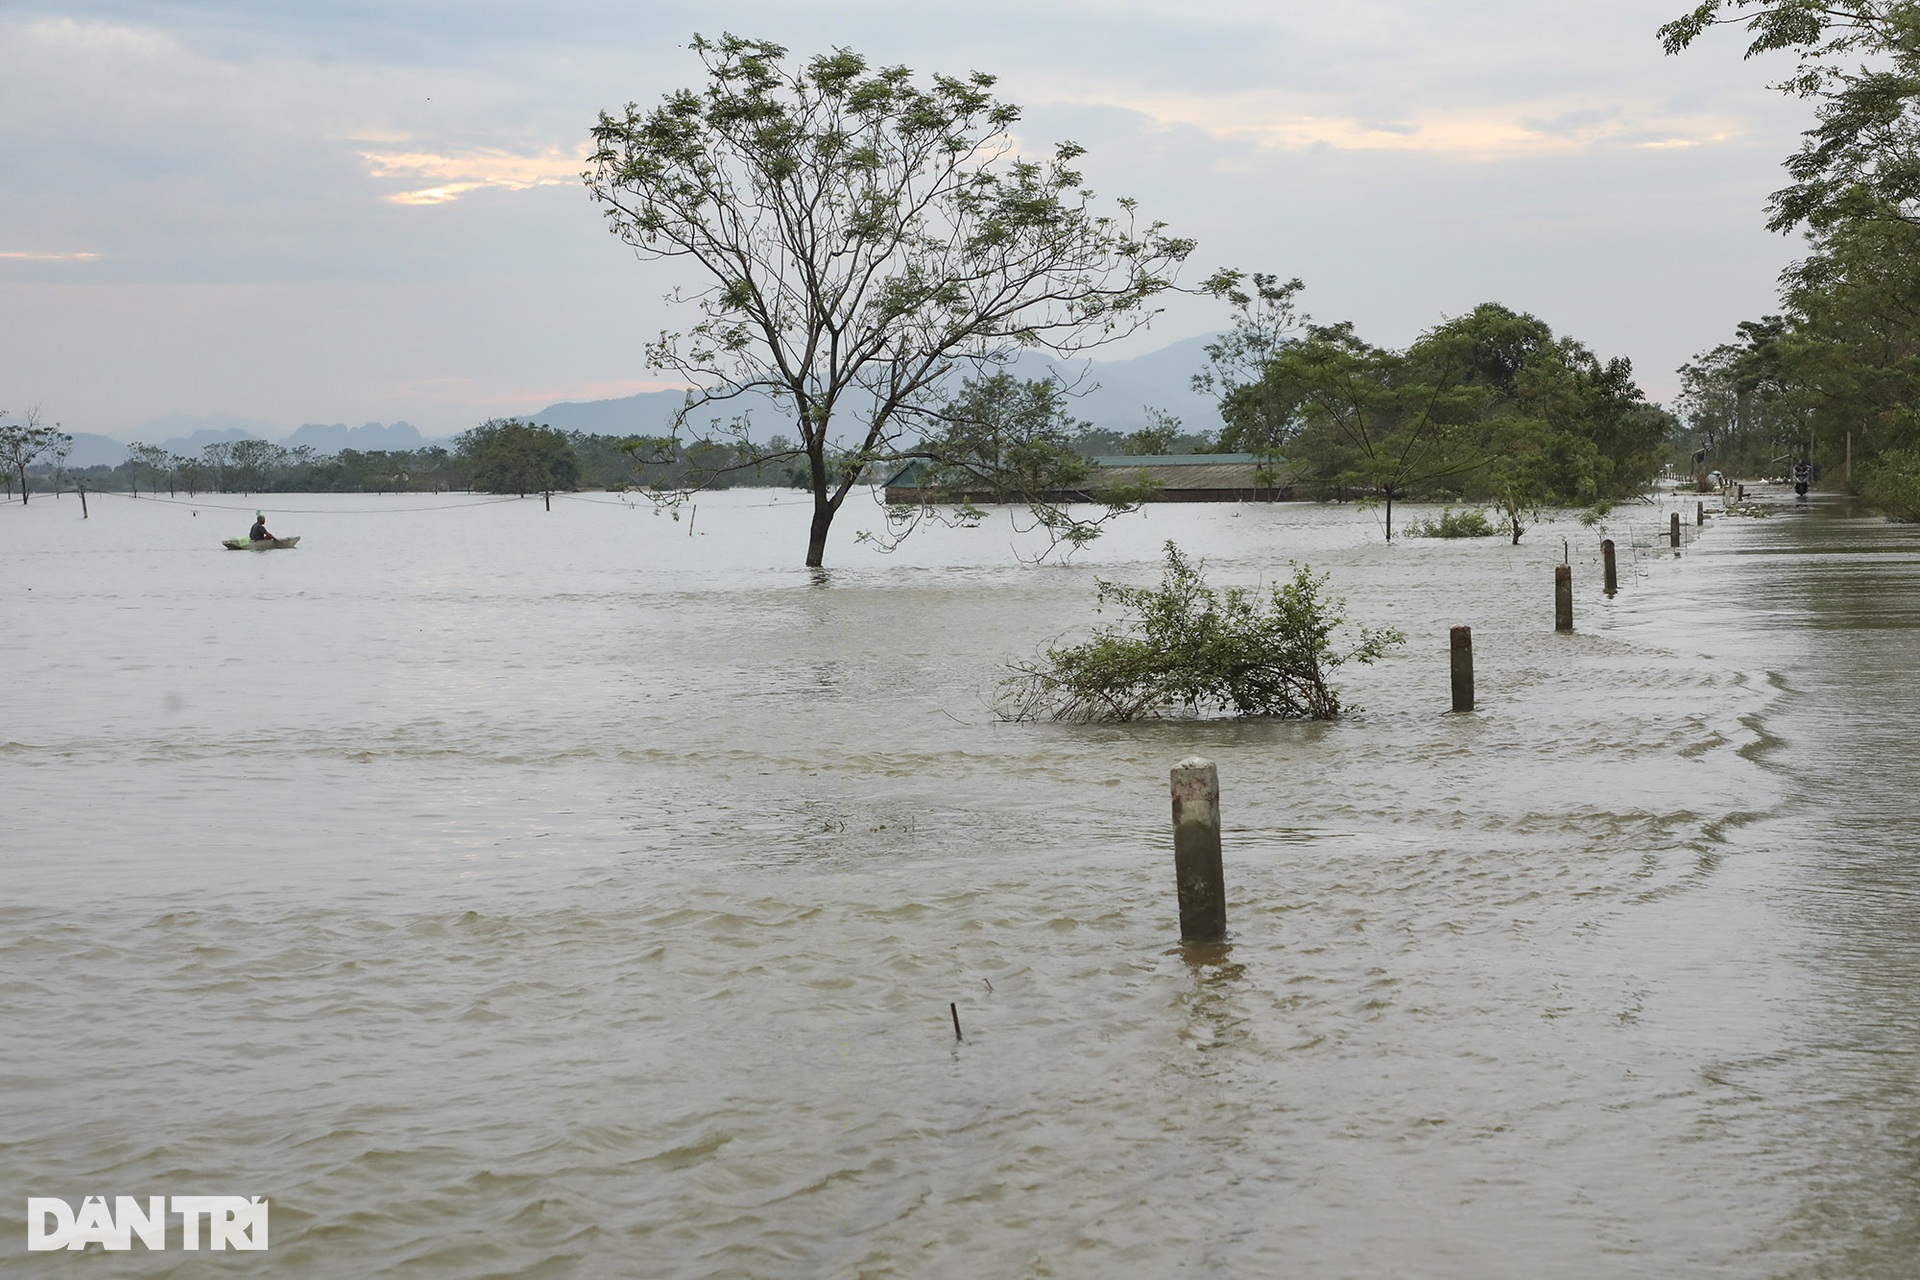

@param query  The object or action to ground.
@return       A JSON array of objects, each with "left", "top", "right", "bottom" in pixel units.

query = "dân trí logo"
[{"left": 27, "top": 1196, "right": 268, "bottom": 1251}]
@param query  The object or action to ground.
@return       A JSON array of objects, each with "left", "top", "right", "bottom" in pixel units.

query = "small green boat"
[{"left": 221, "top": 536, "right": 301, "bottom": 550}]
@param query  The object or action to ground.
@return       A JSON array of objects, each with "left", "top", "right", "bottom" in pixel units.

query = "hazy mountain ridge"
[
  {"left": 520, "top": 333, "right": 1226, "bottom": 441},
  {"left": 64, "top": 334, "right": 1227, "bottom": 464}
]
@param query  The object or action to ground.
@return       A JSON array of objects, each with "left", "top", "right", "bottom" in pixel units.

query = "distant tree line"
[{"left": 12, "top": 423, "right": 804, "bottom": 497}]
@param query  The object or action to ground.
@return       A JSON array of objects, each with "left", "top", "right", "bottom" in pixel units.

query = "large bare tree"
[{"left": 586, "top": 34, "right": 1194, "bottom": 566}]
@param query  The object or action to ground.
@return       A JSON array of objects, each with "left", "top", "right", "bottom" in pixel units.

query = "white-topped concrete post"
[{"left": 1170, "top": 757, "right": 1226, "bottom": 941}]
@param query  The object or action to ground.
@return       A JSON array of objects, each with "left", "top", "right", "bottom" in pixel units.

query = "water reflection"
[{"left": 1172, "top": 941, "right": 1250, "bottom": 1066}]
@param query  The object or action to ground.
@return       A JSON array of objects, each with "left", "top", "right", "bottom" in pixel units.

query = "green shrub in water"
[
  {"left": 1861, "top": 450, "right": 1920, "bottom": 522},
  {"left": 997, "top": 542, "right": 1404, "bottom": 722},
  {"left": 1406, "top": 507, "right": 1497, "bottom": 538}
]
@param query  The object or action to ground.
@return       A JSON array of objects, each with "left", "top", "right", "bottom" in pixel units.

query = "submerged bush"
[
  {"left": 1405, "top": 507, "right": 1496, "bottom": 538},
  {"left": 997, "top": 542, "right": 1404, "bottom": 722},
  {"left": 1860, "top": 449, "right": 1920, "bottom": 522}
]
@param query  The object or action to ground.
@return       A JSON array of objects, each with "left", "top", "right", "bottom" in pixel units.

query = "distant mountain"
[
  {"left": 521, "top": 389, "right": 699, "bottom": 437},
  {"left": 74, "top": 415, "right": 445, "bottom": 460},
  {"left": 122, "top": 411, "right": 275, "bottom": 457},
  {"left": 285, "top": 421, "right": 427, "bottom": 453},
  {"left": 521, "top": 333, "right": 1227, "bottom": 441},
  {"left": 1000, "top": 333, "right": 1221, "bottom": 434}
]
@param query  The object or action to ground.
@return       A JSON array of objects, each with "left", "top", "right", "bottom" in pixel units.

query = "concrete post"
[
  {"left": 1555, "top": 564, "right": 1573, "bottom": 632},
  {"left": 1449, "top": 626, "right": 1474, "bottom": 712},
  {"left": 1602, "top": 538, "right": 1617, "bottom": 595},
  {"left": 1670, "top": 512, "right": 1681, "bottom": 549},
  {"left": 1696, "top": 500, "right": 1705, "bottom": 527},
  {"left": 1170, "top": 758, "right": 1226, "bottom": 942}
]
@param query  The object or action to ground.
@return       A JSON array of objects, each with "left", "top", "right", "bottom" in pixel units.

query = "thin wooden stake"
[
  {"left": 950, "top": 1002, "right": 962, "bottom": 1041},
  {"left": 1449, "top": 625, "right": 1474, "bottom": 713}
]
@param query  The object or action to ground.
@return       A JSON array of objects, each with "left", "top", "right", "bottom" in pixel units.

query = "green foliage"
[
  {"left": 997, "top": 542, "right": 1404, "bottom": 722},
  {"left": 877, "top": 374, "right": 1145, "bottom": 559},
  {"left": 1405, "top": 507, "right": 1496, "bottom": 538},
  {"left": 1195, "top": 271, "right": 1307, "bottom": 456},
  {"left": 1663, "top": 4, "right": 1920, "bottom": 487},
  {"left": 1120, "top": 407, "right": 1185, "bottom": 456},
  {"left": 1195, "top": 292, "right": 1665, "bottom": 538},
  {"left": 1861, "top": 448, "right": 1920, "bottom": 519},
  {"left": 456, "top": 420, "right": 580, "bottom": 496},
  {"left": 914, "top": 375, "right": 1093, "bottom": 497},
  {"left": 586, "top": 34, "right": 1193, "bottom": 566},
  {"left": 1661, "top": 2, "right": 1920, "bottom": 231},
  {"left": 0, "top": 407, "right": 72, "bottom": 504},
  {"left": 1248, "top": 319, "right": 1490, "bottom": 539},
  {"left": 1677, "top": 218, "right": 1920, "bottom": 485}
]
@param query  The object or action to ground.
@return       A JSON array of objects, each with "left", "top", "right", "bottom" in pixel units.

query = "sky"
[{"left": 0, "top": 0, "right": 1818, "bottom": 440}]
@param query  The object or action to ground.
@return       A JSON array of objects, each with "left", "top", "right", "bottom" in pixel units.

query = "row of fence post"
[{"left": 1167, "top": 498, "right": 1714, "bottom": 942}]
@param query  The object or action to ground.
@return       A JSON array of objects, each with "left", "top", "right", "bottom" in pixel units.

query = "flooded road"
[{"left": 3, "top": 485, "right": 1916, "bottom": 1276}]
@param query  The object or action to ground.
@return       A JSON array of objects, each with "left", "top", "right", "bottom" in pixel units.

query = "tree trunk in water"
[
  {"left": 804, "top": 439, "right": 835, "bottom": 568},
  {"left": 1384, "top": 489, "right": 1392, "bottom": 540},
  {"left": 17, "top": 464, "right": 28, "bottom": 504},
  {"left": 806, "top": 500, "right": 833, "bottom": 567}
]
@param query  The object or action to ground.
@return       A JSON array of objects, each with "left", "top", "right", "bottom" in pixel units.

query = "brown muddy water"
[{"left": 3, "top": 484, "right": 1917, "bottom": 1277}]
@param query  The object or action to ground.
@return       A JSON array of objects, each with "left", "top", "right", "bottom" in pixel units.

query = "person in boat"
[{"left": 249, "top": 511, "right": 274, "bottom": 541}]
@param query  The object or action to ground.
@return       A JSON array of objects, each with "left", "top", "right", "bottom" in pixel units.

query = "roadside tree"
[{"left": 1662, "top": 2, "right": 1920, "bottom": 231}]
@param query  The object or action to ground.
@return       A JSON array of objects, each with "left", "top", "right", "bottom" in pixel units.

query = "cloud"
[
  {"left": 0, "top": 251, "right": 100, "bottom": 261},
  {"left": 1044, "top": 87, "right": 1745, "bottom": 160},
  {"left": 359, "top": 144, "right": 589, "bottom": 205},
  {"left": 26, "top": 13, "right": 172, "bottom": 55}
]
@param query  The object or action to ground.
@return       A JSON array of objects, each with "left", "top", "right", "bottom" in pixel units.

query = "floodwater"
[{"left": 2, "top": 483, "right": 1916, "bottom": 1277}]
